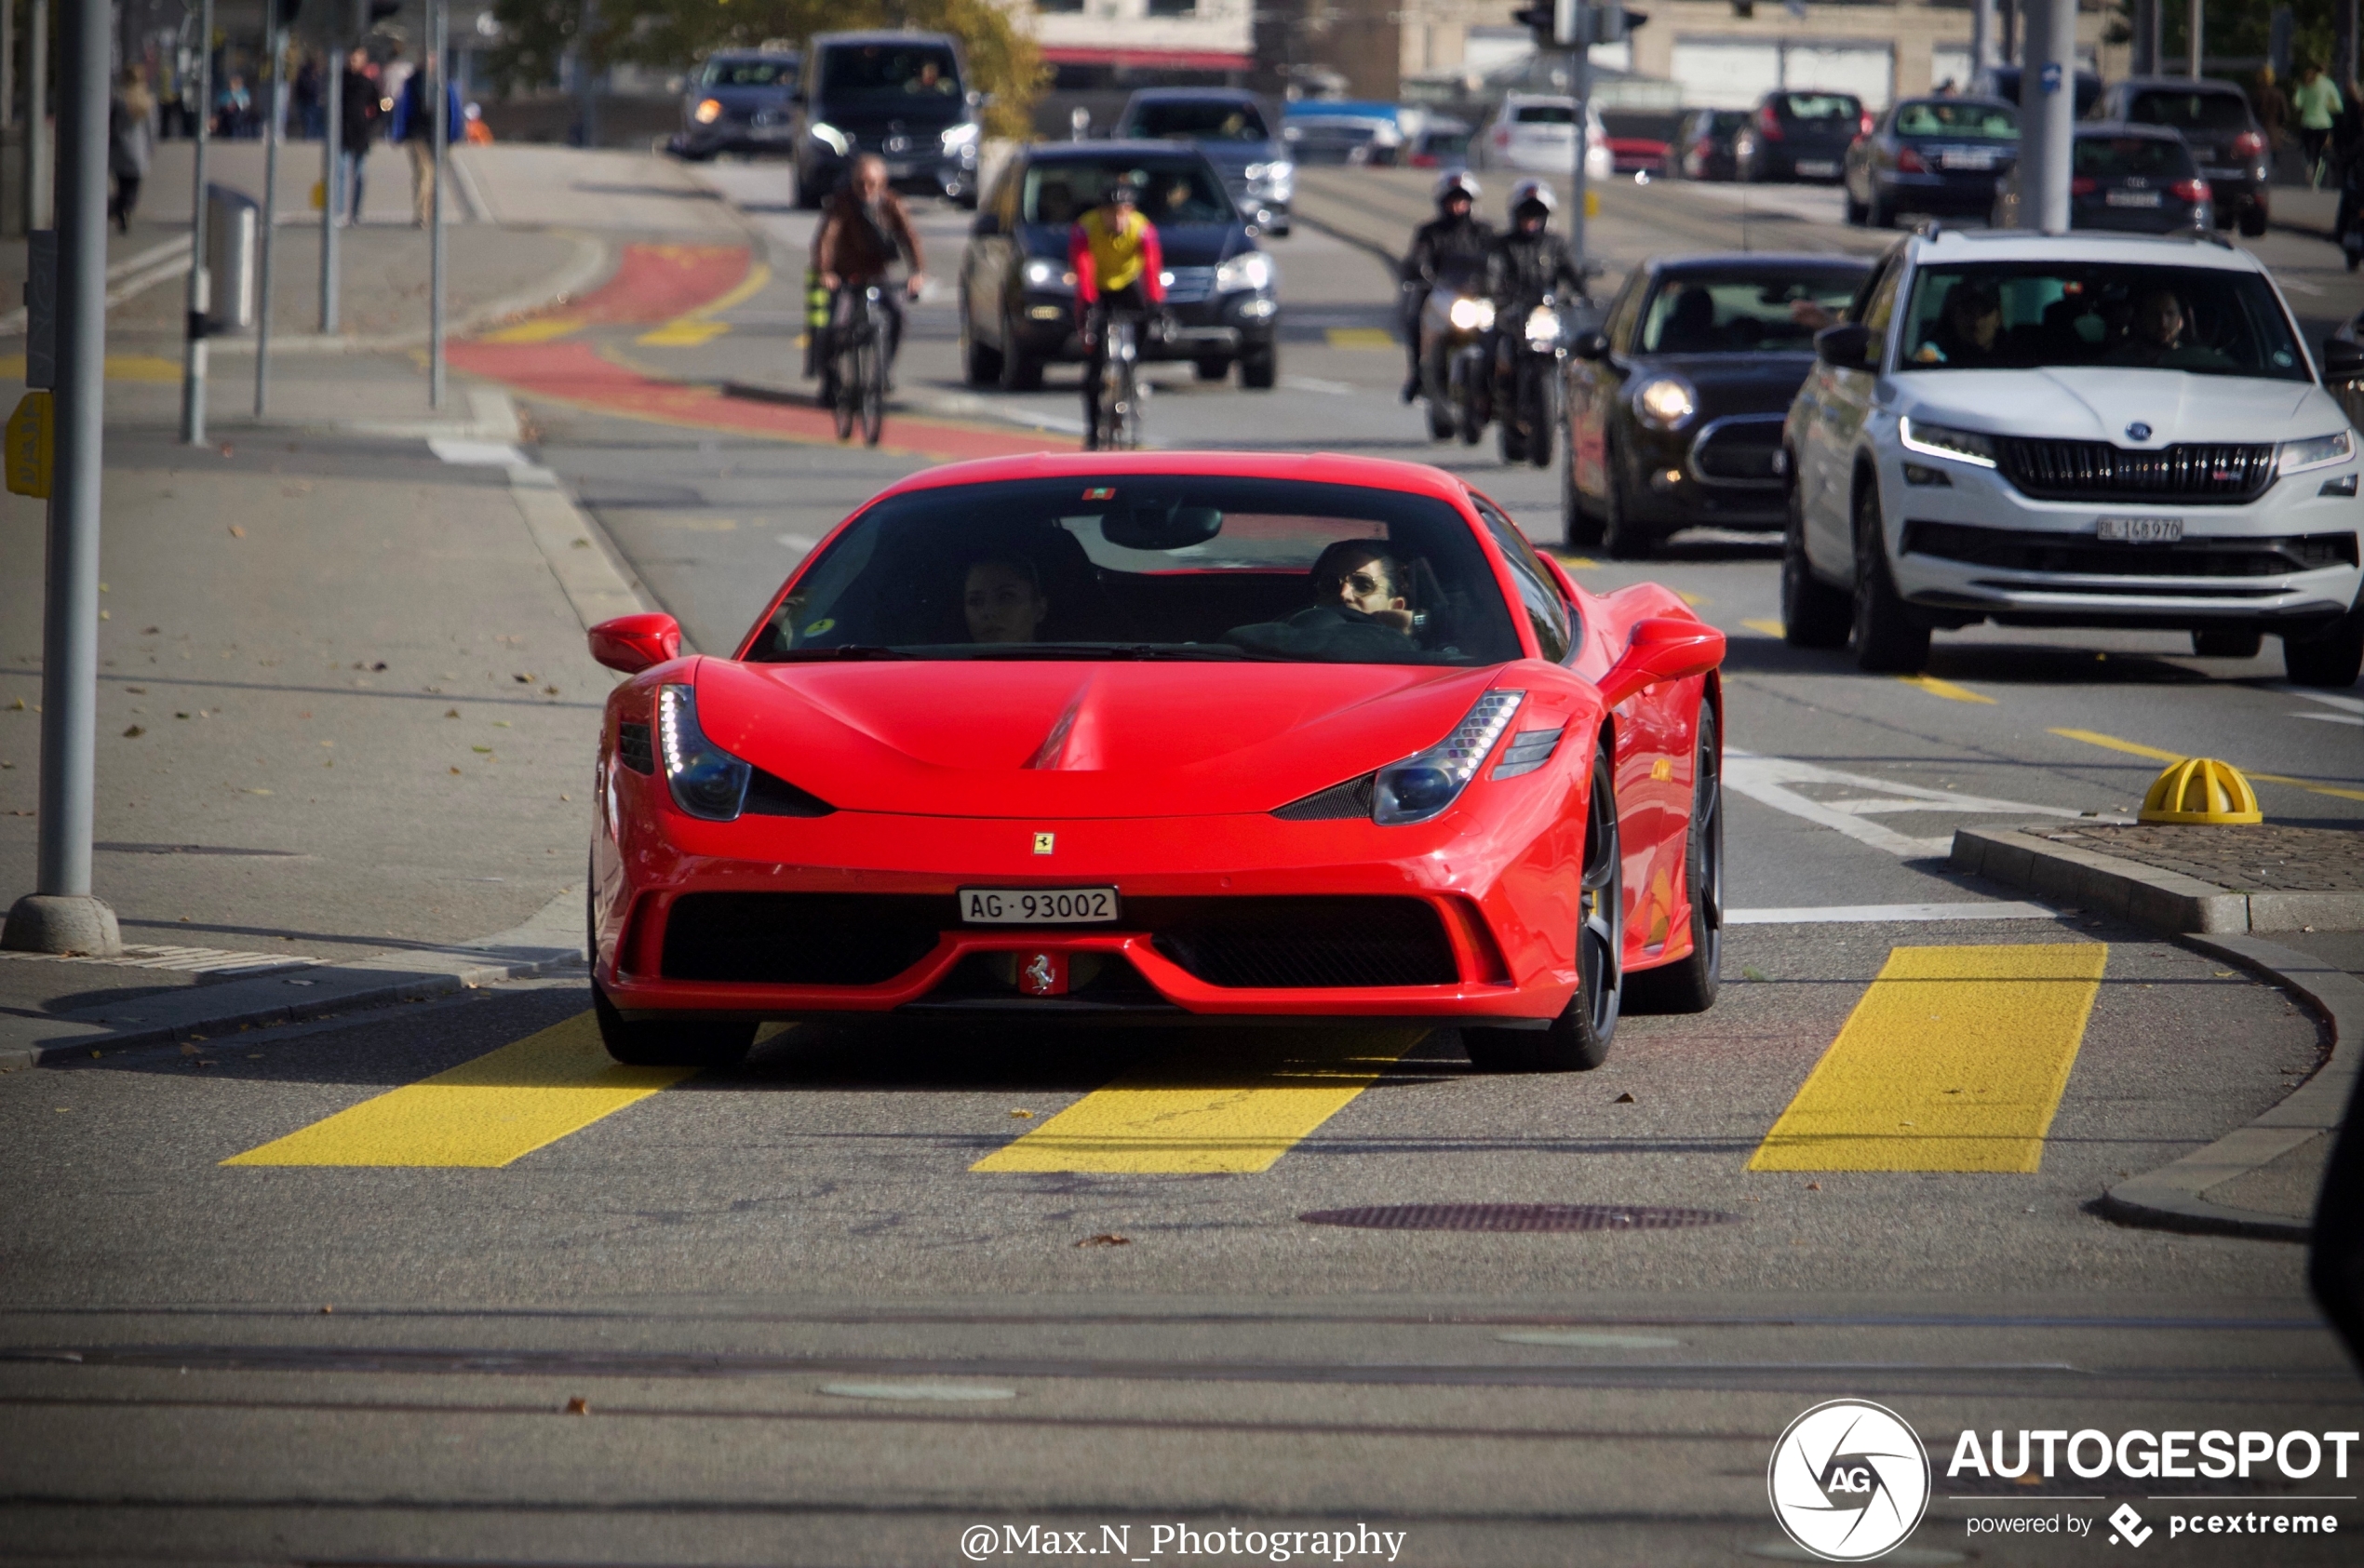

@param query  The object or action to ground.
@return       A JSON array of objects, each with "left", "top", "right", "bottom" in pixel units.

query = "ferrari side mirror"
[
  {"left": 1596, "top": 616, "right": 1725, "bottom": 709},
  {"left": 588, "top": 612, "right": 682, "bottom": 674}
]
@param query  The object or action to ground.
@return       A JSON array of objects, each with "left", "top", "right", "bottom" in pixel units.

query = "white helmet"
[
  {"left": 1511, "top": 179, "right": 1557, "bottom": 215},
  {"left": 1434, "top": 169, "right": 1481, "bottom": 207}
]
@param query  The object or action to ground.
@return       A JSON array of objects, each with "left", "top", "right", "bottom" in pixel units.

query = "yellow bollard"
[{"left": 2136, "top": 757, "right": 2263, "bottom": 824}]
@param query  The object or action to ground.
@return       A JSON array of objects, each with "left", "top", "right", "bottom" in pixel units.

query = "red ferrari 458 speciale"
[{"left": 584, "top": 451, "right": 1726, "bottom": 1071}]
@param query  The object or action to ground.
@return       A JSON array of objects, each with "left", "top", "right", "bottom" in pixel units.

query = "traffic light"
[{"left": 1511, "top": 4, "right": 1649, "bottom": 47}]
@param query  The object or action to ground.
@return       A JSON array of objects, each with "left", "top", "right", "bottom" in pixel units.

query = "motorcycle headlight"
[
  {"left": 941, "top": 121, "right": 981, "bottom": 151},
  {"left": 657, "top": 684, "right": 751, "bottom": 822},
  {"left": 1021, "top": 257, "right": 1075, "bottom": 293},
  {"left": 1898, "top": 416, "right": 1998, "bottom": 468},
  {"left": 692, "top": 98, "right": 724, "bottom": 126},
  {"left": 808, "top": 121, "right": 850, "bottom": 155},
  {"left": 2278, "top": 428, "right": 2354, "bottom": 475},
  {"left": 1215, "top": 251, "right": 1274, "bottom": 293},
  {"left": 1372, "top": 691, "right": 1525, "bottom": 825},
  {"left": 1632, "top": 376, "right": 1697, "bottom": 430},
  {"left": 1448, "top": 296, "right": 1497, "bottom": 332},
  {"left": 1524, "top": 305, "right": 1563, "bottom": 349}
]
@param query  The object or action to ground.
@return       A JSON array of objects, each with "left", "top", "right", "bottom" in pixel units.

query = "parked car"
[
  {"left": 1993, "top": 124, "right": 2213, "bottom": 234},
  {"left": 1283, "top": 101, "right": 1403, "bottom": 166},
  {"left": 1735, "top": 91, "right": 1868, "bottom": 183},
  {"left": 957, "top": 141, "right": 1281, "bottom": 392},
  {"left": 1972, "top": 64, "right": 2104, "bottom": 119},
  {"left": 1607, "top": 138, "right": 1670, "bottom": 176},
  {"left": 1118, "top": 87, "right": 1293, "bottom": 235},
  {"left": 1670, "top": 108, "right": 1749, "bottom": 181},
  {"left": 791, "top": 31, "right": 983, "bottom": 209},
  {"left": 1845, "top": 96, "right": 2019, "bottom": 227},
  {"left": 1406, "top": 116, "right": 1473, "bottom": 168},
  {"left": 1780, "top": 227, "right": 2363, "bottom": 686},
  {"left": 2089, "top": 75, "right": 2271, "bottom": 237},
  {"left": 1476, "top": 93, "right": 1612, "bottom": 181},
  {"left": 1561, "top": 253, "right": 1873, "bottom": 556},
  {"left": 672, "top": 49, "right": 800, "bottom": 161}
]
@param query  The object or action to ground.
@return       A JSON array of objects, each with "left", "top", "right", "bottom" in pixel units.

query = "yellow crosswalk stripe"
[
  {"left": 1899, "top": 673, "right": 1995, "bottom": 704},
  {"left": 481, "top": 316, "right": 584, "bottom": 344},
  {"left": 1741, "top": 618, "right": 1784, "bottom": 637},
  {"left": 1324, "top": 328, "right": 1397, "bottom": 350},
  {"left": 2050, "top": 727, "right": 2364, "bottom": 804},
  {"left": 972, "top": 1028, "right": 1423, "bottom": 1173},
  {"left": 223, "top": 1012, "right": 686, "bottom": 1168},
  {"left": 1749, "top": 944, "right": 2106, "bottom": 1173}
]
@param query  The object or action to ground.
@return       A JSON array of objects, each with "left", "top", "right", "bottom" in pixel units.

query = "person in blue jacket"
[{"left": 391, "top": 65, "right": 464, "bottom": 227}]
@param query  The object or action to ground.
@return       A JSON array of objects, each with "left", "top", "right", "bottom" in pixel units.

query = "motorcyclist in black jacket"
[
  {"left": 1398, "top": 170, "right": 1494, "bottom": 402},
  {"left": 1480, "top": 180, "right": 1587, "bottom": 422}
]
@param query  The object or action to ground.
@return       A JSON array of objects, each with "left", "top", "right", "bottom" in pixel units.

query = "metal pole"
[
  {"left": 573, "top": 0, "right": 596, "bottom": 148},
  {"left": 2023, "top": 0, "right": 2075, "bottom": 234},
  {"left": 177, "top": 0, "right": 212, "bottom": 445},
  {"left": 429, "top": 0, "right": 445, "bottom": 409},
  {"left": 319, "top": 36, "right": 338, "bottom": 331},
  {"left": 4, "top": 0, "right": 16, "bottom": 138},
  {"left": 2188, "top": 0, "right": 2202, "bottom": 78},
  {"left": 25, "top": 0, "right": 47, "bottom": 233},
  {"left": 1971, "top": 0, "right": 1995, "bottom": 77},
  {"left": 1566, "top": 39, "right": 1588, "bottom": 271},
  {"left": 3, "top": 0, "right": 118, "bottom": 956},
  {"left": 253, "top": 21, "right": 283, "bottom": 416}
]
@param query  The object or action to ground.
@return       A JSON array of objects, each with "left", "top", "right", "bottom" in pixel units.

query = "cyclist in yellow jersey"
[{"left": 1068, "top": 177, "right": 1167, "bottom": 445}]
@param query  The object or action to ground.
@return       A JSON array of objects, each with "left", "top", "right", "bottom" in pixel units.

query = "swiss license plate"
[
  {"left": 2106, "top": 189, "right": 2163, "bottom": 208},
  {"left": 960, "top": 887, "right": 1120, "bottom": 924},
  {"left": 1795, "top": 160, "right": 1837, "bottom": 177},
  {"left": 2097, "top": 516, "right": 2183, "bottom": 543},
  {"left": 1939, "top": 152, "right": 1993, "bottom": 170}
]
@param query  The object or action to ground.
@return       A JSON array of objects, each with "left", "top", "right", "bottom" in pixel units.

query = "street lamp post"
[
  {"left": 430, "top": 0, "right": 447, "bottom": 409},
  {"left": 254, "top": 17, "right": 288, "bottom": 416},
  {"left": 178, "top": 0, "right": 214, "bottom": 445}
]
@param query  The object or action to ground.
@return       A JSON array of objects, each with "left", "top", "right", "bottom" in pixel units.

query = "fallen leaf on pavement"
[
  {"left": 227, "top": 524, "right": 244, "bottom": 536},
  {"left": 565, "top": 1397, "right": 590, "bottom": 1414},
  {"left": 1613, "top": 1092, "right": 1635, "bottom": 1104},
  {"left": 1075, "top": 1234, "right": 1131, "bottom": 1248},
  {"left": 1741, "top": 965, "right": 1769, "bottom": 983},
  {"left": 121, "top": 726, "right": 143, "bottom": 738},
  {"left": 1010, "top": 1109, "right": 1034, "bottom": 1119},
  {"left": 444, "top": 708, "right": 459, "bottom": 718}
]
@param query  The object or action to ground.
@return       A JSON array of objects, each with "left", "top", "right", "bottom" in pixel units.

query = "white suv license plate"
[
  {"left": 2097, "top": 516, "right": 2183, "bottom": 543},
  {"left": 961, "top": 887, "right": 1120, "bottom": 924}
]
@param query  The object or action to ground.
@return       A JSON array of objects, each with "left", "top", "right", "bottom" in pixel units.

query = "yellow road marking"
[
  {"left": 2050, "top": 727, "right": 2364, "bottom": 804},
  {"left": 1324, "top": 327, "right": 1397, "bottom": 350},
  {"left": 2, "top": 353, "right": 181, "bottom": 382},
  {"left": 482, "top": 315, "right": 585, "bottom": 344},
  {"left": 637, "top": 261, "right": 775, "bottom": 347},
  {"left": 1749, "top": 943, "right": 2106, "bottom": 1173},
  {"left": 1677, "top": 591, "right": 1707, "bottom": 608},
  {"left": 1898, "top": 674, "right": 1996, "bottom": 704},
  {"left": 972, "top": 1029, "right": 1423, "bottom": 1173},
  {"left": 1742, "top": 618, "right": 1784, "bottom": 637},
  {"left": 224, "top": 1012, "right": 687, "bottom": 1168},
  {"left": 1551, "top": 554, "right": 1598, "bottom": 569}
]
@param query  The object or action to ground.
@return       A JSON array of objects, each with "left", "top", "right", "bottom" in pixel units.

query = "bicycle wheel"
[{"left": 860, "top": 320, "right": 887, "bottom": 447}]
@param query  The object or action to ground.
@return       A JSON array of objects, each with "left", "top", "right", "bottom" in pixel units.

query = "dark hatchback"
[
  {"left": 1560, "top": 254, "right": 1871, "bottom": 557},
  {"left": 1735, "top": 92, "right": 1867, "bottom": 183},
  {"left": 1118, "top": 87, "right": 1293, "bottom": 235},
  {"left": 1993, "top": 124, "right": 2213, "bottom": 234},
  {"left": 2089, "top": 75, "right": 2271, "bottom": 236},
  {"left": 1671, "top": 108, "right": 1749, "bottom": 181},
  {"left": 673, "top": 50, "right": 799, "bottom": 161},
  {"left": 792, "top": 31, "right": 982, "bottom": 209},
  {"left": 956, "top": 141, "right": 1281, "bottom": 392},
  {"left": 1845, "top": 96, "right": 2018, "bottom": 226}
]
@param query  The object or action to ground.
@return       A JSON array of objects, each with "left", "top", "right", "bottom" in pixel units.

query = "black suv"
[
  {"left": 1116, "top": 87, "right": 1293, "bottom": 235},
  {"left": 674, "top": 50, "right": 800, "bottom": 161},
  {"left": 792, "top": 31, "right": 982, "bottom": 209},
  {"left": 2088, "top": 75, "right": 2271, "bottom": 236},
  {"left": 957, "top": 141, "right": 1281, "bottom": 392},
  {"left": 1735, "top": 91, "right": 1865, "bottom": 183}
]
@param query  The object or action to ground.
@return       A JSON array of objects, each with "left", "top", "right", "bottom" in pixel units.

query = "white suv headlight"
[
  {"left": 1899, "top": 416, "right": 1998, "bottom": 468},
  {"left": 1215, "top": 251, "right": 1274, "bottom": 293},
  {"left": 2278, "top": 429, "right": 2355, "bottom": 475}
]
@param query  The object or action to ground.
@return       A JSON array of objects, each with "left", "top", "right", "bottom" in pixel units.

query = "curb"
[
  {"left": 1950, "top": 825, "right": 2364, "bottom": 935},
  {"left": 2098, "top": 934, "right": 2361, "bottom": 1242}
]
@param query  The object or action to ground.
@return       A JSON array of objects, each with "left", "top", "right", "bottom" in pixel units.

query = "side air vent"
[
  {"left": 1272, "top": 772, "right": 1377, "bottom": 821},
  {"left": 615, "top": 721, "right": 654, "bottom": 774},
  {"left": 1493, "top": 726, "right": 1564, "bottom": 780}
]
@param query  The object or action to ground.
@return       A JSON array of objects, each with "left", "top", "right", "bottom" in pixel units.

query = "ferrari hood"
[
  {"left": 692, "top": 658, "right": 1506, "bottom": 819},
  {"left": 1892, "top": 367, "right": 2341, "bottom": 445}
]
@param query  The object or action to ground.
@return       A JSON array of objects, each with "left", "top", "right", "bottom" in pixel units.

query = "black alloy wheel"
[
  {"left": 1240, "top": 344, "right": 1277, "bottom": 390},
  {"left": 1599, "top": 435, "right": 1654, "bottom": 560},
  {"left": 1626, "top": 706, "right": 1722, "bottom": 1015},
  {"left": 1780, "top": 470, "right": 1850, "bottom": 647},
  {"left": 1194, "top": 357, "right": 1229, "bottom": 382},
  {"left": 1463, "top": 742, "right": 1622, "bottom": 1072},
  {"left": 2284, "top": 596, "right": 2364, "bottom": 689},
  {"left": 1849, "top": 476, "right": 1930, "bottom": 672},
  {"left": 592, "top": 983, "right": 758, "bottom": 1069},
  {"left": 999, "top": 307, "right": 1044, "bottom": 392}
]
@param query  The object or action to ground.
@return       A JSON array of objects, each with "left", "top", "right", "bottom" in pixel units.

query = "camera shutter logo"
[{"left": 1766, "top": 1400, "right": 1932, "bottom": 1561}]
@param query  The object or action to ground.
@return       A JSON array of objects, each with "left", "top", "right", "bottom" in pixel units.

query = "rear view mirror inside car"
[{"left": 1105, "top": 498, "right": 1224, "bottom": 551}]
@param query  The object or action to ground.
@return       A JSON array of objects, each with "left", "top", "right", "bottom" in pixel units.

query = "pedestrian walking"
[
  {"left": 2255, "top": 65, "right": 2290, "bottom": 157},
  {"left": 2295, "top": 60, "right": 2344, "bottom": 187},
  {"left": 338, "top": 47, "right": 383, "bottom": 224},
  {"left": 215, "top": 73, "right": 252, "bottom": 139},
  {"left": 295, "top": 53, "right": 324, "bottom": 140},
  {"left": 108, "top": 68, "right": 156, "bottom": 232},
  {"left": 394, "top": 64, "right": 463, "bottom": 227}
]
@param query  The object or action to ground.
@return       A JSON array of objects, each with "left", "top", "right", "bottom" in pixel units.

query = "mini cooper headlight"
[
  {"left": 1632, "top": 376, "right": 1697, "bottom": 430},
  {"left": 1524, "top": 305, "right": 1563, "bottom": 349},
  {"left": 2278, "top": 428, "right": 2355, "bottom": 475},
  {"left": 692, "top": 98, "right": 724, "bottom": 125},
  {"left": 1898, "top": 416, "right": 1998, "bottom": 468},
  {"left": 1373, "top": 691, "right": 1525, "bottom": 825},
  {"left": 1021, "top": 257, "right": 1075, "bottom": 293},
  {"left": 657, "top": 684, "right": 752, "bottom": 822},
  {"left": 1447, "top": 295, "right": 1497, "bottom": 333},
  {"left": 1216, "top": 251, "right": 1274, "bottom": 294}
]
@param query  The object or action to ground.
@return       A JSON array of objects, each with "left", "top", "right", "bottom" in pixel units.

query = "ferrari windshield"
[
  {"left": 1900, "top": 262, "right": 2307, "bottom": 379},
  {"left": 747, "top": 476, "right": 1527, "bottom": 666}
]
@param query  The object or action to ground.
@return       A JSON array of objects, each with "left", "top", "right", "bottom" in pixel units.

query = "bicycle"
[
  {"left": 827, "top": 284, "right": 890, "bottom": 448},
  {"left": 1086, "top": 306, "right": 1150, "bottom": 452}
]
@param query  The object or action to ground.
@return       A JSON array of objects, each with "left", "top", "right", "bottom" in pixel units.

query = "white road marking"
[
  {"left": 1725, "top": 902, "right": 2055, "bottom": 925},
  {"left": 429, "top": 438, "right": 529, "bottom": 466},
  {"left": 777, "top": 533, "right": 818, "bottom": 551},
  {"left": 2292, "top": 711, "right": 2364, "bottom": 727},
  {"left": 0, "top": 944, "right": 321, "bottom": 976},
  {"left": 1281, "top": 375, "right": 1358, "bottom": 395},
  {"left": 2271, "top": 685, "right": 2364, "bottom": 715},
  {"left": 1724, "top": 750, "right": 2087, "bottom": 859}
]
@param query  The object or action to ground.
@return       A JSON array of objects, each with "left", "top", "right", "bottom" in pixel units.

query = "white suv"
[
  {"left": 1780, "top": 227, "right": 2364, "bottom": 687},
  {"left": 1478, "top": 93, "right": 1613, "bottom": 181}
]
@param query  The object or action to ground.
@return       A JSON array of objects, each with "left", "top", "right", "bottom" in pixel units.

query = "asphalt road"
[{"left": 4, "top": 164, "right": 2360, "bottom": 1566}]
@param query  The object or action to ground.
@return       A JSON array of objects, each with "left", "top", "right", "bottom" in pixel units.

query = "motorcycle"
[
  {"left": 1494, "top": 292, "right": 1569, "bottom": 468},
  {"left": 1417, "top": 265, "right": 1495, "bottom": 444}
]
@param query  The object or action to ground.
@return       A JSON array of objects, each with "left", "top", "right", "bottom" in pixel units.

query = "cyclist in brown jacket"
[{"left": 812, "top": 154, "right": 926, "bottom": 393}]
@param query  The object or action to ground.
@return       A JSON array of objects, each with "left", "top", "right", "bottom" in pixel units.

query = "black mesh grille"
[
  {"left": 1904, "top": 521, "right": 2357, "bottom": 578},
  {"left": 1689, "top": 420, "right": 1784, "bottom": 484},
  {"left": 662, "top": 893, "right": 953, "bottom": 985},
  {"left": 1272, "top": 773, "right": 1376, "bottom": 821},
  {"left": 616, "top": 721, "right": 654, "bottom": 775},
  {"left": 1137, "top": 896, "right": 1457, "bottom": 988},
  {"left": 1995, "top": 438, "right": 2277, "bottom": 504}
]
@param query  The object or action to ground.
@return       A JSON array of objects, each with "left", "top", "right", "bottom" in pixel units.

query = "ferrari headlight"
[
  {"left": 692, "top": 98, "right": 724, "bottom": 126},
  {"left": 657, "top": 684, "right": 751, "bottom": 822},
  {"left": 1524, "top": 305, "right": 1563, "bottom": 349},
  {"left": 1632, "top": 376, "right": 1697, "bottom": 430},
  {"left": 2278, "top": 428, "right": 2354, "bottom": 475},
  {"left": 808, "top": 120, "right": 850, "bottom": 154},
  {"left": 1215, "top": 251, "right": 1274, "bottom": 294},
  {"left": 1373, "top": 690, "right": 1525, "bottom": 826},
  {"left": 1447, "top": 295, "right": 1496, "bottom": 332},
  {"left": 1898, "top": 416, "right": 1998, "bottom": 468},
  {"left": 941, "top": 121, "right": 981, "bottom": 151}
]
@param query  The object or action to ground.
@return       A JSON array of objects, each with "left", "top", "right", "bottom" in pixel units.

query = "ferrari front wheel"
[
  {"left": 1464, "top": 743, "right": 1622, "bottom": 1072},
  {"left": 1626, "top": 705, "right": 1721, "bottom": 1014},
  {"left": 592, "top": 983, "right": 758, "bottom": 1069}
]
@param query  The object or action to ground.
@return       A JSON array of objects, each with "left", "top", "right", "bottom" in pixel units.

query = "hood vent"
[{"left": 1272, "top": 772, "right": 1377, "bottom": 821}]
